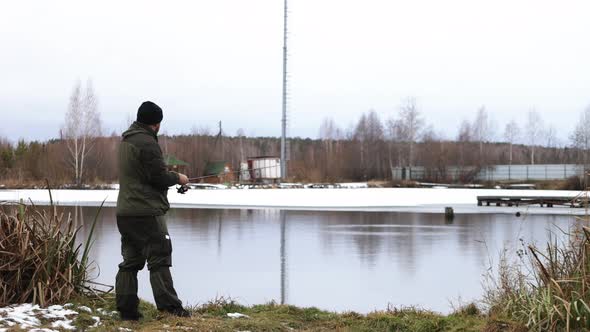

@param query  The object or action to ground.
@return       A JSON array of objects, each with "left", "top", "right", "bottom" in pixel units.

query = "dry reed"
[
  {"left": 0, "top": 192, "right": 102, "bottom": 307},
  {"left": 485, "top": 191, "right": 590, "bottom": 331}
]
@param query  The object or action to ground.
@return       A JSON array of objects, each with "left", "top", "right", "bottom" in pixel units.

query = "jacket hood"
[{"left": 122, "top": 122, "right": 157, "bottom": 140}]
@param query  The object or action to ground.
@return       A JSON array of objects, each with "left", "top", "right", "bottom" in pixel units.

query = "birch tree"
[
  {"left": 386, "top": 117, "right": 405, "bottom": 170},
  {"left": 545, "top": 125, "right": 557, "bottom": 149},
  {"left": 354, "top": 111, "right": 383, "bottom": 178},
  {"left": 398, "top": 97, "right": 423, "bottom": 167},
  {"left": 472, "top": 106, "right": 494, "bottom": 163},
  {"left": 571, "top": 107, "right": 590, "bottom": 166},
  {"left": 319, "top": 117, "right": 338, "bottom": 155},
  {"left": 457, "top": 119, "right": 472, "bottom": 167},
  {"left": 525, "top": 109, "right": 543, "bottom": 165},
  {"left": 63, "top": 79, "right": 102, "bottom": 186},
  {"left": 503, "top": 119, "right": 520, "bottom": 165},
  {"left": 354, "top": 113, "right": 368, "bottom": 171}
]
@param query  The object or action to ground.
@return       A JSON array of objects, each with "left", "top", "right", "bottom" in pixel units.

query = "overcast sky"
[{"left": 1, "top": 0, "right": 589, "bottom": 143}]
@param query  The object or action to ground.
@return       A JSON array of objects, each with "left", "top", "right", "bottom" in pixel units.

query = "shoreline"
[{"left": 0, "top": 187, "right": 585, "bottom": 215}]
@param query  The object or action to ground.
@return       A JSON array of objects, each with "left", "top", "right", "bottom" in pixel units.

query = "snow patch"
[
  {"left": 338, "top": 182, "right": 369, "bottom": 188},
  {"left": 0, "top": 304, "right": 78, "bottom": 330},
  {"left": 96, "top": 308, "right": 119, "bottom": 317},
  {"left": 77, "top": 305, "right": 92, "bottom": 313},
  {"left": 0, "top": 304, "right": 41, "bottom": 328},
  {"left": 51, "top": 319, "right": 75, "bottom": 330},
  {"left": 91, "top": 316, "right": 101, "bottom": 328},
  {"left": 227, "top": 312, "right": 250, "bottom": 319}
]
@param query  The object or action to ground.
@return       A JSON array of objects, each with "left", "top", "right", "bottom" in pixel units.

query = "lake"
[{"left": 68, "top": 206, "right": 576, "bottom": 314}]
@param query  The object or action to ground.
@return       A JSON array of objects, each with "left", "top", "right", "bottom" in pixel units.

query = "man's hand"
[{"left": 178, "top": 173, "right": 189, "bottom": 185}]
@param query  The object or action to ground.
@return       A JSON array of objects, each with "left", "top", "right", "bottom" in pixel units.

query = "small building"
[
  {"left": 164, "top": 155, "right": 189, "bottom": 174},
  {"left": 203, "top": 161, "right": 234, "bottom": 184},
  {"left": 245, "top": 156, "right": 281, "bottom": 183}
]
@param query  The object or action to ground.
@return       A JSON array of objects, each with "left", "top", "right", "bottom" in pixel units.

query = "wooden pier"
[{"left": 477, "top": 195, "right": 586, "bottom": 208}]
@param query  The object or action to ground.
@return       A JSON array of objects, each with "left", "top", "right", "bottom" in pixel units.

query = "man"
[{"left": 115, "top": 101, "right": 190, "bottom": 320}]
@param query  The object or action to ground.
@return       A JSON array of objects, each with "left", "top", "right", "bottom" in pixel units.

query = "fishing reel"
[{"left": 177, "top": 184, "right": 190, "bottom": 194}]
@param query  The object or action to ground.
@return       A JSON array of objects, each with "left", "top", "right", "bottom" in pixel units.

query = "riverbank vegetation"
[
  {"left": 0, "top": 196, "right": 101, "bottom": 307},
  {"left": 484, "top": 218, "right": 590, "bottom": 331}
]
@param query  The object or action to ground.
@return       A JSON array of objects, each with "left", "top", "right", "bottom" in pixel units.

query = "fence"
[{"left": 391, "top": 164, "right": 585, "bottom": 182}]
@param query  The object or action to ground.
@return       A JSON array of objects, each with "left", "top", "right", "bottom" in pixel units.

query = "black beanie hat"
[{"left": 137, "top": 101, "right": 163, "bottom": 125}]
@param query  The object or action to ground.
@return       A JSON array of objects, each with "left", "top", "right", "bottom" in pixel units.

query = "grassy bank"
[{"left": 4, "top": 294, "right": 523, "bottom": 332}]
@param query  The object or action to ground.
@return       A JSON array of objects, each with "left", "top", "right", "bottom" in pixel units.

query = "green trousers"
[{"left": 115, "top": 215, "right": 183, "bottom": 314}]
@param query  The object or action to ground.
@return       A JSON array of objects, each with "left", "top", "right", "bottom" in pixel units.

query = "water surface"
[{"left": 69, "top": 207, "right": 575, "bottom": 313}]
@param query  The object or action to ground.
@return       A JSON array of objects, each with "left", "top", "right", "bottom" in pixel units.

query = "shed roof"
[{"left": 247, "top": 156, "right": 280, "bottom": 160}]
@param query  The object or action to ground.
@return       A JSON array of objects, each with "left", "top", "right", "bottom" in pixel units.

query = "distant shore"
[{"left": 0, "top": 187, "right": 584, "bottom": 215}]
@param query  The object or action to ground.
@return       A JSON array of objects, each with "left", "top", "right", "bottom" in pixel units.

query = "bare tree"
[
  {"left": 236, "top": 128, "right": 246, "bottom": 162},
  {"left": 472, "top": 106, "right": 494, "bottom": 163},
  {"left": 386, "top": 116, "right": 405, "bottom": 172},
  {"left": 571, "top": 106, "right": 590, "bottom": 166},
  {"left": 545, "top": 125, "right": 558, "bottom": 149},
  {"left": 525, "top": 109, "right": 544, "bottom": 165},
  {"left": 457, "top": 120, "right": 472, "bottom": 142},
  {"left": 62, "top": 79, "right": 102, "bottom": 186},
  {"left": 457, "top": 119, "right": 472, "bottom": 167},
  {"left": 420, "top": 125, "right": 450, "bottom": 180},
  {"left": 319, "top": 117, "right": 340, "bottom": 179},
  {"left": 319, "top": 117, "right": 337, "bottom": 155},
  {"left": 397, "top": 97, "right": 423, "bottom": 166},
  {"left": 503, "top": 119, "right": 520, "bottom": 165},
  {"left": 354, "top": 111, "right": 384, "bottom": 179},
  {"left": 365, "top": 111, "right": 384, "bottom": 141},
  {"left": 319, "top": 117, "right": 337, "bottom": 138},
  {"left": 354, "top": 113, "right": 368, "bottom": 171}
]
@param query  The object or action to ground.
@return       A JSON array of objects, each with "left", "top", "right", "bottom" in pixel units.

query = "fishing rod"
[{"left": 176, "top": 164, "right": 283, "bottom": 194}]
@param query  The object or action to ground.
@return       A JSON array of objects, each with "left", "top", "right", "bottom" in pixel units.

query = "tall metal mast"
[{"left": 280, "top": 0, "right": 288, "bottom": 180}]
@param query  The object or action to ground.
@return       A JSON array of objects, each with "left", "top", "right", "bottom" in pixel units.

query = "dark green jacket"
[{"left": 116, "top": 122, "right": 179, "bottom": 216}]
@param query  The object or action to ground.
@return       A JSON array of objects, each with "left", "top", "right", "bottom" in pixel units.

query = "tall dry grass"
[
  {"left": 485, "top": 192, "right": 590, "bottom": 331},
  {"left": 0, "top": 192, "right": 103, "bottom": 307}
]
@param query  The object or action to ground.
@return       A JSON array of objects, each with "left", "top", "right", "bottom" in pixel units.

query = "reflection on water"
[
  {"left": 280, "top": 210, "right": 287, "bottom": 305},
  {"left": 67, "top": 206, "right": 575, "bottom": 313}
]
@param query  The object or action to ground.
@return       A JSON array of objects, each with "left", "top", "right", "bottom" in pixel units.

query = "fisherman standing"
[{"left": 115, "top": 101, "right": 190, "bottom": 320}]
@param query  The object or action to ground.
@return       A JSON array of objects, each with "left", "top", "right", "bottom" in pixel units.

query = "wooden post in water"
[{"left": 445, "top": 207, "right": 454, "bottom": 221}]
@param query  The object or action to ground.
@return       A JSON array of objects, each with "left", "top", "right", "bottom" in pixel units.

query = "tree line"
[{"left": 1, "top": 84, "right": 590, "bottom": 186}]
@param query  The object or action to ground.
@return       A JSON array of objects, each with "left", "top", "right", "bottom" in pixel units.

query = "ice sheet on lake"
[{"left": 0, "top": 187, "right": 585, "bottom": 214}]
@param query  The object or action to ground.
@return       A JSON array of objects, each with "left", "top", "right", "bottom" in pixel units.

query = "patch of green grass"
[
  {"left": 24, "top": 295, "right": 526, "bottom": 331},
  {"left": 30, "top": 282, "right": 531, "bottom": 332},
  {"left": 73, "top": 312, "right": 98, "bottom": 329},
  {"left": 192, "top": 295, "right": 248, "bottom": 317}
]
